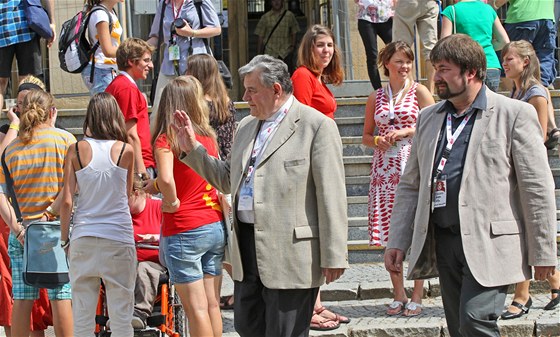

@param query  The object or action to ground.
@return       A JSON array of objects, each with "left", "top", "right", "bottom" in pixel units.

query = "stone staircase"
[{"left": 19, "top": 91, "right": 560, "bottom": 264}]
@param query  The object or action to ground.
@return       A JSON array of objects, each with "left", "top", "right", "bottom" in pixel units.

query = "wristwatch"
[{"left": 61, "top": 239, "right": 70, "bottom": 249}]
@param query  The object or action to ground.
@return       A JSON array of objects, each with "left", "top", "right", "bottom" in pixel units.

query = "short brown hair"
[
  {"left": 430, "top": 34, "right": 486, "bottom": 81},
  {"left": 378, "top": 41, "right": 415, "bottom": 77},
  {"left": 116, "top": 38, "right": 155, "bottom": 71}
]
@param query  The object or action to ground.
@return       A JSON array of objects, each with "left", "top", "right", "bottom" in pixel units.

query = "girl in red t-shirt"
[{"left": 150, "top": 75, "right": 225, "bottom": 337}]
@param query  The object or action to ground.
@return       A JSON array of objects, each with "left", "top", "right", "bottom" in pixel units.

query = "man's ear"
[
  {"left": 127, "top": 59, "right": 135, "bottom": 68},
  {"left": 273, "top": 82, "right": 283, "bottom": 97}
]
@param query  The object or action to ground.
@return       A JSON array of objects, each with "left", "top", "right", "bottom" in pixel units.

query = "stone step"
[
  {"left": 342, "top": 136, "right": 373, "bottom": 157},
  {"left": 343, "top": 155, "right": 373, "bottom": 177},
  {"left": 345, "top": 175, "right": 369, "bottom": 197},
  {"left": 336, "top": 116, "right": 365, "bottom": 137}
]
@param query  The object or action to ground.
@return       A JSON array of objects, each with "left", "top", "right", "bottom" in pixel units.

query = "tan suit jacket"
[
  {"left": 388, "top": 88, "right": 558, "bottom": 287},
  {"left": 182, "top": 98, "right": 349, "bottom": 289}
]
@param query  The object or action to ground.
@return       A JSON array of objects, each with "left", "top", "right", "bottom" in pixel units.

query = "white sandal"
[
  {"left": 404, "top": 301, "right": 423, "bottom": 317},
  {"left": 386, "top": 300, "right": 407, "bottom": 316}
]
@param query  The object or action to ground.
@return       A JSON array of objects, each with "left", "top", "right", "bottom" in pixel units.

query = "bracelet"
[
  {"left": 43, "top": 211, "right": 57, "bottom": 221},
  {"left": 373, "top": 136, "right": 379, "bottom": 146},
  {"left": 192, "top": 30, "right": 197, "bottom": 38},
  {"left": 15, "top": 227, "right": 24, "bottom": 239},
  {"left": 165, "top": 198, "right": 179, "bottom": 207},
  {"left": 61, "top": 239, "right": 70, "bottom": 249},
  {"left": 9, "top": 124, "right": 19, "bottom": 131},
  {"left": 46, "top": 205, "right": 59, "bottom": 216},
  {"left": 153, "top": 179, "right": 160, "bottom": 193}
]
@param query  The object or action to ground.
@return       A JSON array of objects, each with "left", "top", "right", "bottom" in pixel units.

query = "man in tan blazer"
[
  {"left": 173, "top": 55, "right": 349, "bottom": 337},
  {"left": 385, "top": 34, "right": 557, "bottom": 337}
]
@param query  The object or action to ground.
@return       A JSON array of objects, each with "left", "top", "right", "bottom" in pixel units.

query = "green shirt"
[
  {"left": 505, "top": 0, "right": 554, "bottom": 23},
  {"left": 442, "top": 1, "right": 501, "bottom": 69}
]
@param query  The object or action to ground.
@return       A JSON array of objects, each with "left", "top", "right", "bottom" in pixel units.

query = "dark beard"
[{"left": 436, "top": 78, "right": 467, "bottom": 100}]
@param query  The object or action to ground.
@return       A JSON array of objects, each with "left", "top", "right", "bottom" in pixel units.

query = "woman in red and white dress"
[{"left": 362, "top": 41, "right": 434, "bottom": 317}]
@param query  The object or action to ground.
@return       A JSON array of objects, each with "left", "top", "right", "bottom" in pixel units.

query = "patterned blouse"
[
  {"left": 208, "top": 100, "right": 236, "bottom": 160},
  {"left": 356, "top": 0, "right": 394, "bottom": 23}
]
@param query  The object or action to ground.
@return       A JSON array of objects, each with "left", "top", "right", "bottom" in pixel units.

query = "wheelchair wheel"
[{"left": 172, "top": 291, "right": 187, "bottom": 337}]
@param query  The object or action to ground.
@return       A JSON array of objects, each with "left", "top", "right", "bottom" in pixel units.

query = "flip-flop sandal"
[
  {"left": 310, "top": 314, "right": 340, "bottom": 331},
  {"left": 220, "top": 295, "right": 234, "bottom": 310},
  {"left": 386, "top": 300, "right": 407, "bottom": 316},
  {"left": 315, "top": 306, "right": 351, "bottom": 324},
  {"left": 403, "top": 301, "right": 423, "bottom": 317},
  {"left": 545, "top": 128, "right": 560, "bottom": 150},
  {"left": 544, "top": 289, "right": 560, "bottom": 310}
]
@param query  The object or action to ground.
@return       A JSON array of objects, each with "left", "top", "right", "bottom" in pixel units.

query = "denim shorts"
[
  {"left": 8, "top": 233, "right": 72, "bottom": 300},
  {"left": 162, "top": 221, "right": 226, "bottom": 284},
  {"left": 81, "top": 64, "right": 116, "bottom": 95}
]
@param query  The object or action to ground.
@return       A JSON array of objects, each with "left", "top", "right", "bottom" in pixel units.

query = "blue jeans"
[
  {"left": 81, "top": 64, "right": 116, "bottom": 95},
  {"left": 505, "top": 19, "right": 557, "bottom": 87},
  {"left": 485, "top": 68, "right": 501, "bottom": 92}
]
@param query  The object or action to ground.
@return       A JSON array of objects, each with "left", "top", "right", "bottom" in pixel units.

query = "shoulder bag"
[{"left": 1, "top": 151, "right": 69, "bottom": 289}]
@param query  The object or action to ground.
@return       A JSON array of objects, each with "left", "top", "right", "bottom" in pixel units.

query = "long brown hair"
[
  {"left": 20, "top": 90, "right": 54, "bottom": 144},
  {"left": 152, "top": 76, "right": 216, "bottom": 156},
  {"left": 83, "top": 93, "right": 128, "bottom": 142},
  {"left": 187, "top": 54, "right": 232, "bottom": 123},
  {"left": 297, "top": 24, "right": 344, "bottom": 85},
  {"left": 502, "top": 40, "right": 542, "bottom": 98}
]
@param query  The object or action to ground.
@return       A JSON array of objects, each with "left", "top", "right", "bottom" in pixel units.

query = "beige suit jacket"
[
  {"left": 388, "top": 88, "right": 558, "bottom": 287},
  {"left": 182, "top": 98, "right": 349, "bottom": 289}
]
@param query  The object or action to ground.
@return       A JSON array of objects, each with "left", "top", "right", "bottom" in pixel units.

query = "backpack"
[{"left": 58, "top": 5, "right": 113, "bottom": 80}]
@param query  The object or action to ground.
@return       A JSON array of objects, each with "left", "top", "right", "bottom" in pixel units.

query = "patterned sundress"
[{"left": 368, "top": 82, "right": 419, "bottom": 246}]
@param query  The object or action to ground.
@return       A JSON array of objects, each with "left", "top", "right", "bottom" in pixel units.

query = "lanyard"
[
  {"left": 433, "top": 111, "right": 474, "bottom": 181},
  {"left": 172, "top": 0, "right": 184, "bottom": 20},
  {"left": 245, "top": 108, "right": 288, "bottom": 183},
  {"left": 387, "top": 79, "right": 408, "bottom": 126}
]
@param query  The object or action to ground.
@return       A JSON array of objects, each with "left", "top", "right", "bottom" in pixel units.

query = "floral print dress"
[{"left": 368, "top": 82, "right": 419, "bottom": 246}]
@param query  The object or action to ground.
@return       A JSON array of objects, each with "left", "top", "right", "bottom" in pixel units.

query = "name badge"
[
  {"left": 433, "top": 176, "right": 447, "bottom": 209},
  {"left": 168, "top": 44, "right": 180, "bottom": 61},
  {"left": 238, "top": 185, "right": 253, "bottom": 211}
]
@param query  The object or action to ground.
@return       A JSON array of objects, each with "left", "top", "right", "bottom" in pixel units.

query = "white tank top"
[{"left": 71, "top": 137, "right": 133, "bottom": 245}]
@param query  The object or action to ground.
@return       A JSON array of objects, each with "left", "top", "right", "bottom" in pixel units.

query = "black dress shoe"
[
  {"left": 544, "top": 289, "right": 560, "bottom": 310},
  {"left": 501, "top": 297, "right": 532, "bottom": 320}
]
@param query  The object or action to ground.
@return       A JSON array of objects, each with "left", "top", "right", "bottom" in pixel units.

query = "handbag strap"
[
  {"left": 1, "top": 151, "right": 23, "bottom": 224},
  {"left": 154, "top": 0, "right": 167, "bottom": 76},
  {"left": 193, "top": 0, "right": 212, "bottom": 55},
  {"left": 264, "top": 10, "right": 287, "bottom": 52}
]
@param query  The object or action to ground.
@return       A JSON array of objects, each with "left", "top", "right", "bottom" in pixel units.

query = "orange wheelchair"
[{"left": 94, "top": 244, "right": 186, "bottom": 337}]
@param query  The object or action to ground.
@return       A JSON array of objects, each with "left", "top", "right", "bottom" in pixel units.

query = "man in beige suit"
[
  {"left": 385, "top": 34, "right": 557, "bottom": 337},
  {"left": 173, "top": 55, "right": 349, "bottom": 337}
]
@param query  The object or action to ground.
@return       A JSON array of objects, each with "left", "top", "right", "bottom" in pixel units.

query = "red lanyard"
[{"left": 172, "top": 0, "right": 184, "bottom": 20}]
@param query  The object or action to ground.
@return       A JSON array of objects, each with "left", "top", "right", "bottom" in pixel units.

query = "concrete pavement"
[{"left": 220, "top": 261, "right": 560, "bottom": 337}]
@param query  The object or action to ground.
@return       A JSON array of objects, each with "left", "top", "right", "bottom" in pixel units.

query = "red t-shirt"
[
  {"left": 106, "top": 74, "right": 156, "bottom": 169},
  {"left": 132, "top": 197, "right": 162, "bottom": 263},
  {"left": 291, "top": 66, "right": 337, "bottom": 119},
  {"left": 155, "top": 134, "right": 223, "bottom": 236}
]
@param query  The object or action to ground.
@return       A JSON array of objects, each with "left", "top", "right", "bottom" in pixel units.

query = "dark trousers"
[
  {"left": 358, "top": 18, "right": 393, "bottom": 90},
  {"left": 233, "top": 222, "right": 319, "bottom": 337},
  {"left": 435, "top": 227, "right": 508, "bottom": 337}
]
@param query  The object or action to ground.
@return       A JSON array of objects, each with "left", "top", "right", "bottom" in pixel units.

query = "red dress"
[{"left": 368, "top": 83, "right": 419, "bottom": 246}]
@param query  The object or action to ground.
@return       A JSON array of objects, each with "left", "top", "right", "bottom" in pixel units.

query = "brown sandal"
[
  {"left": 315, "top": 306, "right": 351, "bottom": 324},
  {"left": 310, "top": 313, "right": 340, "bottom": 331}
]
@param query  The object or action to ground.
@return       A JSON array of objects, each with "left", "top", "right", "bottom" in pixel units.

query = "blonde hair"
[
  {"left": 152, "top": 76, "right": 216, "bottom": 156},
  {"left": 502, "top": 40, "right": 542, "bottom": 98},
  {"left": 18, "top": 76, "right": 46, "bottom": 91},
  {"left": 20, "top": 90, "right": 54, "bottom": 144}
]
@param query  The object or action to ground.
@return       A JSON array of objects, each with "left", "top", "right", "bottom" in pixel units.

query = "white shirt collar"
[
  {"left": 265, "top": 95, "right": 294, "bottom": 122},
  {"left": 121, "top": 71, "right": 137, "bottom": 86}
]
